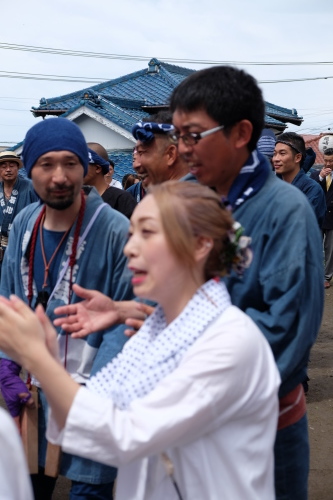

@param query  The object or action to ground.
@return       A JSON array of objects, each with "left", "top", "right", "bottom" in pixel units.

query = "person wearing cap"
[
  {"left": 273, "top": 132, "right": 326, "bottom": 227},
  {"left": 85, "top": 142, "right": 136, "bottom": 219},
  {"left": 0, "top": 151, "right": 38, "bottom": 274},
  {"left": 0, "top": 118, "right": 133, "bottom": 500}
]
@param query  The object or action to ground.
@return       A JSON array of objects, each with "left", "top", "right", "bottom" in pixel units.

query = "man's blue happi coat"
[
  {"left": 0, "top": 187, "right": 134, "bottom": 483},
  {"left": 291, "top": 169, "right": 326, "bottom": 227},
  {"left": 225, "top": 159, "right": 324, "bottom": 397}
]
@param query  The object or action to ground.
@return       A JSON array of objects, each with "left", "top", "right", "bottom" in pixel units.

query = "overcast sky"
[{"left": 0, "top": 0, "right": 332, "bottom": 145}]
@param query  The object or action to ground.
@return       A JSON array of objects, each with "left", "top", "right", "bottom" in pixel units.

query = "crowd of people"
[{"left": 0, "top": 64, "right": 327, "bottom": 500}]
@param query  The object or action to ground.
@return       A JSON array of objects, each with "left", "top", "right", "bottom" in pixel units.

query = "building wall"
[{"left": 74, "top": 115, "right": 135, "bottom": 149}]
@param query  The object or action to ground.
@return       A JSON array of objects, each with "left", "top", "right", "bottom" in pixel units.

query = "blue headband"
[
  {"left": 132, "top": 121, "right": 174, "bottom": 143},
  {"left": 88, "top": 149, "right": 110, "bottom": 175},
  {"left": 22, "top": 118, "right": 89, "bottom": 178}
]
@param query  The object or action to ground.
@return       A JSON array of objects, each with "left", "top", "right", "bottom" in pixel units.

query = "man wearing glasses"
[
  {"left": 310, "top": 148, "right": 333, "bottom": 288},
  {"left": 170, "top": 66, "right": 323, "bottom": 500},
  {"left": 0, "top": 151, "right": 38, "bottom": 275}
]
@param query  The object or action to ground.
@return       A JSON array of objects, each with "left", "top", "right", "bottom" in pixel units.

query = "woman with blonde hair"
[{"left": 0, "top": 181, "right": 279, "bottom": 500}]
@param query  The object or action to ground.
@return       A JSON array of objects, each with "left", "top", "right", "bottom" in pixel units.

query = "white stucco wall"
[{"left": 73, "top": 114, "right": 135, "bottom": 149}]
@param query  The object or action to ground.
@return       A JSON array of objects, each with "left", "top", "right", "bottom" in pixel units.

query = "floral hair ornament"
[{"left": 222, "top": 221, "right": 253, "bottom": 276}]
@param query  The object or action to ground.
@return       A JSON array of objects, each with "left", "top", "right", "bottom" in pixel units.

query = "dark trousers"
[
  {"left": 274, "top": 414, "right": 309, "bottom": 500},
  {"left": 31, "top": 469, "right": 114, "bottom": 500}
]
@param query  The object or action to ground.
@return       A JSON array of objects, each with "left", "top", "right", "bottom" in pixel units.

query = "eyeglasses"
[{"left": 168, "top": 125, "right": 224, "bottom": 146}]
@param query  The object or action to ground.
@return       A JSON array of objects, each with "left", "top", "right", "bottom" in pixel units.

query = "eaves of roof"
[
  {"left": 29, "top": 59, "right": 301, "bottom": 133},
  {"left": 8, "top": 140, "right": 24, "bottom": 152},
  {"left": 265, "top": 115, "right": 288, "bottom": 131},
  {"left": 60, "top": 100, "right": 149, "bottom": 134},
  {"left": 31, "top": 66, "right": 150, "bottom": 111},
  {"left": 31, "top": 59, "right": 188, "bottom": 117},
  {"left": 265, "top": 101, "right": 303, "bottom": 126}
]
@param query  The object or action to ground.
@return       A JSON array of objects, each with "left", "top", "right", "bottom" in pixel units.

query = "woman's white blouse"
[{"left": 48, "top": 305, "right": 280, "bottom": 500}]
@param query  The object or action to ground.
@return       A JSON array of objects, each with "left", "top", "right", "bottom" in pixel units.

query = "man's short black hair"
[
  {"left": 169, "top": 66, "right": 265, "bottom": 151},
  {"left": 276, "top": 132, "right": 306, "bottom": 158},
  {"left": 324, "top": 148, "right": 333, "bottom": 156}
]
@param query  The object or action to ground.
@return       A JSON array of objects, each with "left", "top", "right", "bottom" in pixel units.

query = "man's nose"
[{"left": 52, "top": 165, "right": 67, "bottom": 181}]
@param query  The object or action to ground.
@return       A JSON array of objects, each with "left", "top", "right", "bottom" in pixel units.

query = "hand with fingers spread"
[
  {"left": 53, "top": 283, "right": 145, "bottom": 338},
  {"left": 53, "top": 284, "right": 122, "bottom": 337}
]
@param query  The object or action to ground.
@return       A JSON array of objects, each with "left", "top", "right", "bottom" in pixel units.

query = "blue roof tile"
[
  {"left": 108, "top": 149, "right": 134, "bottom": 183},
  {"left": 0, "top": 59, "right": 296, "bottom": 158},
  {"left": 31, "top": 58, "right": 303, "bottom": 130}
]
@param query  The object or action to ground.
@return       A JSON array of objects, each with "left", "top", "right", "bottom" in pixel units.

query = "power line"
[
  {"left": 1, "top": 42, "right": 333, "bottom": 66},
  {"left": 0, "top": 70, "right": 106, "bottom": 84},
  {"left": 0, "top": 69, "right": 332, "bottom": 85},
  {"left": 0, "top": 96, "right": 38, "bottom": 101},
  {"left": 0, "top": 108, "right": 27, "bottom": 111},
  {"left": 260, "top": 76, "right": 333, "bottom": 84}
]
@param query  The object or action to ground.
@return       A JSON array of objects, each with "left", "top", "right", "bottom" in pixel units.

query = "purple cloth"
[{"left": 0, "top": 359, "right": 31, "bottom": 417}]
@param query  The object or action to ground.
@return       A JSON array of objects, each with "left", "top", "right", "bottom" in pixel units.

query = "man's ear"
[
  {"left": 165, "top": 144, "right": 178, "bottom": 167},
  {"left": 294, "top": 152, "right": 302, "bottom": 166},
  {"left": 232, "top": 120, "right": 253, "bottom": 150},
  {"left": 194, "top": 236, "right": 214, "bottom": 263},
  {"left": 95, "top": 165, "right": 103, "bottom": 174}
]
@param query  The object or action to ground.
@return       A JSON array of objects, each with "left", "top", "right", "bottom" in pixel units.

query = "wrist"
[
  {"left": 23, "top": 345, "right": 52, "bottom": 375},
  {"left": 116, "top": 300, "right": 138, "bottom": 324}
]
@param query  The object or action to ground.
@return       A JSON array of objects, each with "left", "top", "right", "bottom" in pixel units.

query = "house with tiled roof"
[
  {"left": 303, "top": 133, "right": 333, "bottom": 167},
  {"left": 13, "top": 58, "right": 303, "bottom": 181}
]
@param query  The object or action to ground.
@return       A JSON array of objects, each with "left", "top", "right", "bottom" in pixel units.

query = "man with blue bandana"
[{"left": 129, "top": 111, "right": 188, "bottom": 196}]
